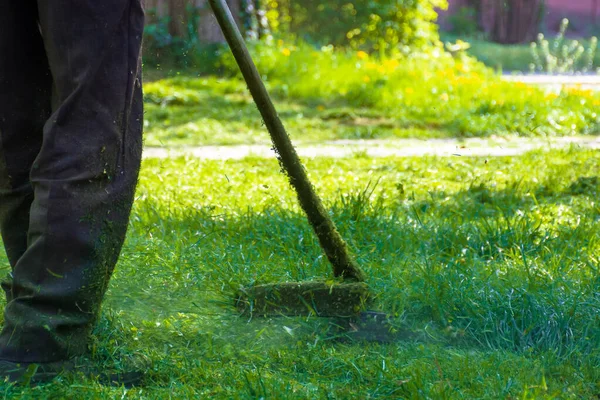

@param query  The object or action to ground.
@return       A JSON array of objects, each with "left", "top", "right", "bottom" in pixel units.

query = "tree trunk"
[
  {"left": 466, "top": 0, "right": 483, "bottom": 30},
  {"left": 145, "top": 0, "right": 169, "bottom": 19},
  {"left": 196, "top": 0, "right": 243, "bottom": 43},
  {"left": 490, "top": 0, "right": 543, "bottom": 44},
  {"left": 168, "top": 0, "right": 188, "bottom": 38}
]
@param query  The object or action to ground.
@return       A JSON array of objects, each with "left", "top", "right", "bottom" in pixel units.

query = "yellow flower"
[
  {"left": 440, "top": 93, "right": 449, "bottom": 102},
  {"left": 405, "top": 87, "right": 414, "bottom": 94},
  {"left": 456, "top": 62, "right": 469, "bottom": 73},
  {"left": 281, "top": 48, "right": 291, "bottom": 57},
  {"left": 357, "top": 51, "right": 369, "bottom": 60},
  {"left": 363, "top": 76, "right": 371, "bottom": 83},
  {"left": 383, "top": 59, "right": 399, "bottom": 70},
  {"left": 365, "top": 62, "right": 377, "bottom": 70},
  {"left": 317, "top": 105, "right": 325, "bottom": 111}
]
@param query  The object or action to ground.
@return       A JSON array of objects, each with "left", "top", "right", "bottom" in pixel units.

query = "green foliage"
[
  {"left": 530, "top": 19, "right": 599, "bottom": 74},
  {"left": 348, "top": 0, "right": 447, "bottom": 56},
  {"left": 142, "top": 7, "right": 221, "bottom": 72},
  {"left": 142, "top": 0, "right": 448, "bottom": 69},
  {"left": 266, "top": 0, "right": 448, "bottom": 55},
  {"left": 142, "top": 10, "right": 175, "bottom": 66},
  {"left": 2, "top": 149, "right": 599, "bottom": 397},
  {"left": 447, "top": 6, "right": 480, "bottom": 37}
]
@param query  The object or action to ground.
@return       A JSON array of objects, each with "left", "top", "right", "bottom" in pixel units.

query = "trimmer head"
[
  {"left": 236, "top": 281, "right": 370, "bottom": 317},
  {"left": 210, "top": 0, "right": 371, "bottom": 318}
]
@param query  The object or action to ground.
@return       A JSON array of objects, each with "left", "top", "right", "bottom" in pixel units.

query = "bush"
[
  {"left": 142, "top": 1, "right": 449, "bottom": 69},
  {"left": 530, "top": 19, "right": 599, "bottom": 74},
  {"left": 447, "top": 6, "right": 480, "bottom": 37},
  {"left": 266, "top": 0, "right": 448, "bottom": 56},
  {"left": 142, "top": 7, "right": 222, "bottom": 73},
  {"left": 142, "top": 10, "right": 175, "bottom": 66}
]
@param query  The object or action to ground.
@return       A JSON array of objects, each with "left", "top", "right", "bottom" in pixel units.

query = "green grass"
[
  {"left": 442, "top": 33, "right": 600, "bottom": 73},
  {"left": 142, "top": 41, "right": 600, "bottom": 147},
  {"left": 143, "top": 74, "right": 600, "bottom": 146},
  {"left": 142, "top": 76, "right": 451, "bottom": 146},
  {"left": 1, "top": 148, "right": 598, "bottom": 397},
  {"left": 442, "top": 34, "right": 535, "bottom": 72}
]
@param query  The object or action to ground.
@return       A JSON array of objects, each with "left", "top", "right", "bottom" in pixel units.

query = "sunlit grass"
[
  {"left": 1, "top": 148, "right": 598, "bottom": 397},
  {"left": 441, "top": 33, "right": 600, "bottom": 73},
  {"left": 142, "top": 77, "right": 454, "bottom": 146},
  {"left": 141, "top": 40, "right": 600, "bottom": 147}
]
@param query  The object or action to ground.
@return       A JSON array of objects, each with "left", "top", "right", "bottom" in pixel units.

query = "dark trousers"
[{"left": 0, "top": 0, "right": 144, "bottom": 362}]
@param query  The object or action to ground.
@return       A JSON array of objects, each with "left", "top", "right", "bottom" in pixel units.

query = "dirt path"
[{"left": 143, "top": 136, "right": 600, "bottom": 160}]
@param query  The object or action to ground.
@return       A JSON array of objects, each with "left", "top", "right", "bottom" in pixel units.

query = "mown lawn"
[
  {"left": 142, "top": 75, "right": 600, "bottom": 147},
  {"left": 141, "top": 39, "right": 600, "bottom": 147},
  {"left": 142, "top": 76, "right": 436, "bottom": 146},
  {"left": 2, "top": 147, "right": 598, "bottom": 398}
]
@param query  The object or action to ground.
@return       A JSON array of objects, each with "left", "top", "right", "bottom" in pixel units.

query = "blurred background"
[{"left": 142, "top": 0, "right": 600, "bottom": 75}]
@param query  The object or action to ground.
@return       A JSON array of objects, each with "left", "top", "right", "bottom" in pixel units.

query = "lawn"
[
  {"left": 142, "top": 76, "right": 448, "bottom": 146},
  {"left": 2, "top": 38, "right": 600, "bottom": 397},
  {"left": 441, "top": 33, "right": 535, "bottom": 73},
  {"left": 441, "top": 33, "right": 600, "bottom": 74},
  {"left": 2, "top": 147, "right": 598, "bottom": 398},
  {"left": 143, "top": 75, "right": 600, "bottom": 146},
  {"left": 142, "top": 41, "right": 600, "bottom": 147}
]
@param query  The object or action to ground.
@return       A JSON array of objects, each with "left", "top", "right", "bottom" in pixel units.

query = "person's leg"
[
  {"left": 0, "top": 1, "right": 52, "bottom": 303},
  {"left": 0, "top": 0, "right": 145, "bottom": 362}
]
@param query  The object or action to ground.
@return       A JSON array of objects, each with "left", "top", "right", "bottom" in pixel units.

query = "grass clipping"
[{"left": 236, "top": 282, "right": 370, "bottom": 317}]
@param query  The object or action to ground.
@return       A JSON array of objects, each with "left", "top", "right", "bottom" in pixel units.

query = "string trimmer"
[{"left": 208, "top": 0, "right": 370, "bottom": 317}]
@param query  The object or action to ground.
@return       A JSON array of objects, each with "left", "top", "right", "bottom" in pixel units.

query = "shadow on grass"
[{"left": 106, "top": 174, "right": 600, "bottom": 362}]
